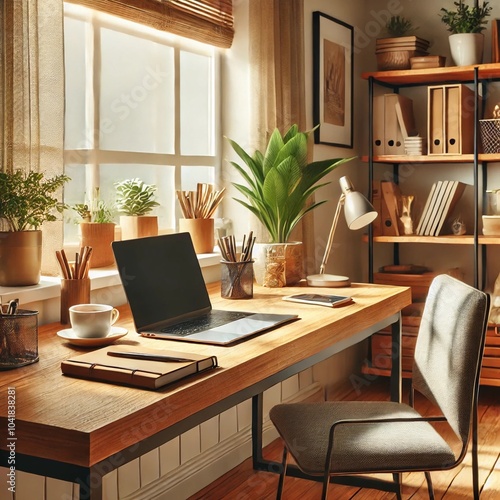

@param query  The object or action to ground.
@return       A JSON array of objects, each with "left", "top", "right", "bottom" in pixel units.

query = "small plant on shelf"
[
  {"left": 440, "top": 0, "right": 491, "bottom": 34},
  {"left": 385, "top": 16, "right": 416, "bottom": 37}
]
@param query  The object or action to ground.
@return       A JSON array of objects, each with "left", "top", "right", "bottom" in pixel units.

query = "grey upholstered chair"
[{"left": 270, "top": 274, "right": 490, "bottom": 499}]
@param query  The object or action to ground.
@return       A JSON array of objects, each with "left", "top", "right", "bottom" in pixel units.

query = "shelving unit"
[{"left": 361, "top": 63, "right": 500, "bottom": 387}]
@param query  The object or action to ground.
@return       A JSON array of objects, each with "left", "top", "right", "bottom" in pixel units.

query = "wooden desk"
[{"left": 0, "top": 282, "right": 410, "bottom": 499}]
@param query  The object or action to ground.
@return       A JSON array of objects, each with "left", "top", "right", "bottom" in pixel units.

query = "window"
[{"left": 63, "top": 3, "right": 220, "bottom": 245}]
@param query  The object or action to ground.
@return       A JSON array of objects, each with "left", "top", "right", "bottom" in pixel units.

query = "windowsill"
[{"left": 0, "top": 252, "right": 222, "bottom": 304}]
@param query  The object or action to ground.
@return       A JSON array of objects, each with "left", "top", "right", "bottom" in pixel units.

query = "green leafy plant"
[
  {"left": 72, "top": 188, "right": 114, "bottom": 223},
  {"left": 386, "top": 16, "right": 416, "bottom": 37},
  {"left": 0, "top": 170, "right": 70, "bottom": 231},
  {"left": 227, "top": 125, "right": 352, "bottom": 243},
  {"left": 115, "top": 178, "right": 160, "bottom": 216},
  {"left": 440, "top": 1, "right": 492, "bottom": 34}
]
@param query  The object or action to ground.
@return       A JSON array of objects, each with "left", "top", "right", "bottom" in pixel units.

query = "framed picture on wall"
[{"left": 313, "top": 11, "right": 354, "bottom": 148}]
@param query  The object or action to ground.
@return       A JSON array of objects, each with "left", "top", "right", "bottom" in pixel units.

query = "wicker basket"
[{"left": 479, "top": 119, "right": 500, "bottom": 154}]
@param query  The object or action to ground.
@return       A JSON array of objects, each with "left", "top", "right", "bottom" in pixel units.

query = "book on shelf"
[
  {"left": 422, "top": 180, "right": 449, "bottom": 236},
  {"left": 61, "top": 346, "right": 218, "bottom": 390},
  {"left": 416, "top": 180, "right": 467, "bottom": 236},
  {"left": 433, "top": 181, "right": 467, "bottom": 236},
  {"left": 416, "top": 181, "right": 443, "bottom": 235}
]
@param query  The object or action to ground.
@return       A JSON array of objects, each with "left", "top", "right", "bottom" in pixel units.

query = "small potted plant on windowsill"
[
  {"left": 0, "top": 170, "right": 70, "bottom": 286},
  {"left": 440, "top": 0, "right": 492, "bottom": 66},
  {"left": 72, "top": 189, "right": 116, "bottom": 268},
  {"left": 115, "top": 178, "right": 160, "bottom": 240},
  {"left": 227, "top": 125, "right": 352, "bottom": 287}
]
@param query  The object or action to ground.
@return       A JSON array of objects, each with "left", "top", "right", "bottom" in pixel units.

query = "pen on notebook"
[{"left": 107, "top": 351, "right": 195, "bottom": 363}]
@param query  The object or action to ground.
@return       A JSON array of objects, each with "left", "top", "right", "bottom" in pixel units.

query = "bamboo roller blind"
[{"left": 67, "top": 0, "right": 234, "bottom": 48}]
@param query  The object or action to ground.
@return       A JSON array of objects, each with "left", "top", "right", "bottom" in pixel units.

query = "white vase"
[
  {"left": 253, "top": 241, "right": 303, "bottom": 287},
  {"left": 449, "top": 33, "right": 484, "bottom": 66}
]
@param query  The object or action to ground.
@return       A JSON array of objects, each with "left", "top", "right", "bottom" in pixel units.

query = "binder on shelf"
[
  {"left": 380, "top": 181, "right": 402, "bottom": 236},
  {"left": 421, "top": 181, "right": 447, "bottom": 236},
  {"left": 433, "top": 181, "right": 467, "bottom": 236},
  {"left": 445, "top": 84, "right": 475, "bottom": 154},
  {"left": 428, "top": 86, "right": 444, "bottom": 154},
  {"left": 428, "top": 84, "right": 475, "bottom": 155},
  {"left": 384, "top": 94, "right": 413, "bottom": 155},
  {"left": 372, "top": 95, "right": 385, "bottom": 156},
  {"left": 395, "top": 97, "right": 417, "bottom": 139}
]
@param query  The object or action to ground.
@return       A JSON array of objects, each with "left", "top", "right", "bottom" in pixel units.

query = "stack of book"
[
  {"left": 375, "top": 36, "right": 430, "bottom": 70},
  {"left": 416, "top": 180, "right": 467, "bottom": 236}
]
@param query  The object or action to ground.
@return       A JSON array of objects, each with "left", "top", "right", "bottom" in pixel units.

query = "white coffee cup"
[{"left": 69, "top": 304, "right": 120, "bottom": 338}]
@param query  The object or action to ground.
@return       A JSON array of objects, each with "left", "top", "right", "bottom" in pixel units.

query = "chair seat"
[{"left": 270, "top": 401, "right": 457, "bottom": 476}]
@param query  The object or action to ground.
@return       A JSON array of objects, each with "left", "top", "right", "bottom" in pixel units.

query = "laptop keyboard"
[{"left": 159, "top": 310, "right": 251, "bottom": 336}]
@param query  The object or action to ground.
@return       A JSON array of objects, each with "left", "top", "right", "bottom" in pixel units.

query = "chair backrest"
[{"left": 412, "top": 274, "right": 490, "bottom": 446}]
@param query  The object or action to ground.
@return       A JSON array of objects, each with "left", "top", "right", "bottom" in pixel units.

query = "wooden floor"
[{"left": 190, "top": 378, "right": 500, "bottom": 499}]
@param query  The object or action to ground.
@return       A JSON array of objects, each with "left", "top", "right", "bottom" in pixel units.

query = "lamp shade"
[{"left": 340, "top": 176, "right": 378, "bottom": 230}]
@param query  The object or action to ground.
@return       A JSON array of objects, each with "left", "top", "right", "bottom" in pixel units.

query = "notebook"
[
  {"left": 61, "top": 345, "right": 218, "bottom": 390},
  {"left": 111, "top": 233, "right": 298, "bottom": 345}
]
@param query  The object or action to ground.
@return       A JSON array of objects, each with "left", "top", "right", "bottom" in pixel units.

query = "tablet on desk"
[{"left": 283, "top": 293, "right": 353, "bottom": 308}]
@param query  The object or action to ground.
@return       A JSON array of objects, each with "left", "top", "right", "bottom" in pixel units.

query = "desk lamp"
[{"left": 307, "top": 175, "right": 377, "bottom": 287}]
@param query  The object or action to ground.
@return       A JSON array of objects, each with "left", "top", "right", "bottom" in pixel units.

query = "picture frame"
[{"left": 313, "top": 11, "right": 354, "bottom": 148}]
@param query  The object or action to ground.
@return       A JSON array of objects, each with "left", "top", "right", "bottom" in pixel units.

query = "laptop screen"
[{"left": 112, "top": 233, "right": 212, "bottom": 330}]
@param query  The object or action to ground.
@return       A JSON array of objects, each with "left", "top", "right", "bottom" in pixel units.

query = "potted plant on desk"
[
  {"left": 440, "top": 0, "right": 492, "bottom": 66},
  {"left": 0, "top": 169, "right": 70, "bottom": 286},
  {"left": 115, "top": 178, "right": 160, "bottom": 240},
  {"left": 227, "top": 125, "right": 352, "bottom": 287},
  {"left": 72, "top": 189, "right": 116, "bottom": 268}
]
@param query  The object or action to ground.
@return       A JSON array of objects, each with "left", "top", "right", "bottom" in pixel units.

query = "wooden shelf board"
[
  {"left": 361, "top": 154, "right": 500, "bottom": 164},
  {"left": 363, "top": 235, "right": 500, "bottom": 244},
  {"left": 362, "top": 63, "right": 500, "bottom": 85}
]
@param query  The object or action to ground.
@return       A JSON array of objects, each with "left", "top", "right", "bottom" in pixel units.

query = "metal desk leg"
[{"left": 390, "top": 312, "right": 402, "bottom": 403}]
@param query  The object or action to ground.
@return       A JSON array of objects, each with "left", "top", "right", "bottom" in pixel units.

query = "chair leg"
[
  {"left": 276, "top": 446, "right": 288, "bottom": 500},
  {"left": 321, "top": 472, "right": 329, "bottom": 500},
  {"left": 424, "top": 471, "right": 435, "bottom": 500},
  {"left": 393, "top": 473, "right": 402, "bottom": 500}
]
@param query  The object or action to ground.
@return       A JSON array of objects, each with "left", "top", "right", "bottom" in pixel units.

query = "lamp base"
[{"left": 306, "top": 273, "right": 351, "bottom": 287}]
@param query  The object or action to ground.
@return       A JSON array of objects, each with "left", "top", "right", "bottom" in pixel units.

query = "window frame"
[{"left": 63, "top": 2, "right": 221, "bottom": 247}]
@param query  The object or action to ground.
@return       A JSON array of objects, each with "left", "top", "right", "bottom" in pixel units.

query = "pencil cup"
[
  {"left": 0, "top": 310, "right": 39, "bottom": 370},
  {"left": 220, "top": 260, "right": 254, "bottom": 299},
  {"left": 60, "top": 278, "right": 91, "bottom": 325},
  {"left": 179, "top": 218, "right": 215, "bottom": 254}
]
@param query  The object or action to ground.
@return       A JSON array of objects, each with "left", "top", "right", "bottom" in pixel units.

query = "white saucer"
[{"left": 57, "top": 326, "right": 128, "bottom": 347}]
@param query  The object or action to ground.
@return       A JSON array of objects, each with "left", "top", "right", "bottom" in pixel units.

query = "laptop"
[{"left": 111, "top": 233, "right": 298, "bottom": 345}]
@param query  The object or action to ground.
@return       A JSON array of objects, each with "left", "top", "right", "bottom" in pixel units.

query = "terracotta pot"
[
  {"left": 0, "top": 230, "right": 42, "bottom": 286},
  {"left": 119, "top": 215, "right": 158, "bottom": 240},
  {"left": 178, "top": 218, "right": 214, "bottom": 254},
  {"left": 79, "top": 223, "right": 116, "bottom": 268},
  {"left": 253, "top": 241, "right": 303, "bottom": 287}
]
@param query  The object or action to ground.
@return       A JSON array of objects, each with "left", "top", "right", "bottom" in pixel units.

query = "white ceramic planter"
[{"left": 449, "top": 33, "right": 484, "bottom": 66}]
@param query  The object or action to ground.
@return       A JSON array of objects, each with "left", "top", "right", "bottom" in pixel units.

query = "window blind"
[{"left": 66, "top": 0, "right": 234, "bottom": 48}]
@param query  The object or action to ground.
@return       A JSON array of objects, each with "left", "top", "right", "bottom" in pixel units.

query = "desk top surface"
[{"left": 0, "top": 282, "right": 410, "bottom": 467}]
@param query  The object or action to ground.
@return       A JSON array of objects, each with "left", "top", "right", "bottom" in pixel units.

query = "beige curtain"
[
  {"left": 249, "top": 0, "right": 316, "bottom": 275},
  {"left": 0, "top": 0, "right": 65, "bottom": 276}
]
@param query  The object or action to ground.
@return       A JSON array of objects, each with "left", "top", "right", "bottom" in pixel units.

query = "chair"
[{"left": 269, "top": 274, "right": 490, "bottom": 499}]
